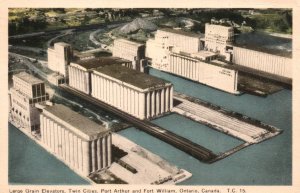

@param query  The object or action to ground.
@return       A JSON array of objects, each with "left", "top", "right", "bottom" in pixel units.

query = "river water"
[
  {"left": 235, "top": 31, "right": 292, "bottom": 53},
  {"left": 8, "top": 123, "right": 89, "bottom": 185}
]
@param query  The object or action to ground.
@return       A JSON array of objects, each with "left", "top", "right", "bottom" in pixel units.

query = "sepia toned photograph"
[{"left": 7, "top": 7, "right": 292, "bottom": 186}]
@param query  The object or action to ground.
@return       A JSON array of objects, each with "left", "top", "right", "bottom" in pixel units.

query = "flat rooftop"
[
  {"left": 159, "top": 28, "right": 203, "bottom": 38},
  {"left": 170, "top": 51, "right": 236, "bottom": 70},
  {"left": 115, "top": 38, "right": 144, "bottom": 47},
  {"left": 192, "top": 51, "right": 217, "bottom": 58},
  {"left": 44, "top": 104, "right": 108, "bottom": 137},
  {"left": 73, "top": 50, "right": 95, "bottom": 58},
  {"left": 13, "top": 72, "right": 44, "bottom": 85},
  {"left": 55, "top": 42, "right": 71, "bottom": 47},
  {"left": 71, "top": 57, "right": 131, "bottom": 70},
  {"left": 94, "top": 64, "right": 170, "bottom": 89},
  {"left": 233, "top": 44, "right": 292, "bottom": 58}
]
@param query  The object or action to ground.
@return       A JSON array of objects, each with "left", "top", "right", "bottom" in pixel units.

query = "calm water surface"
[{"left": 9, "top": 123, "right": 89, "bottom": 185}]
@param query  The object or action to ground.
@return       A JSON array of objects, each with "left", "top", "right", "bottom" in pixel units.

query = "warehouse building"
[
  {"left": 232, "top": 46, "right": 292, "bottom": 78},
  {"left": 204, "top": 23, "right": 234, "bottom": 54},
  {"left": 47, "top": 42, "right": 73, "bottom": 77},
  {"left": 91, "top": 65, "right": 173, "bottom": 119},
  {"left": 169, "top": 51, "right": 239, "bottom": 94},
  {"left": 69, "top": 57, "right": 132, "bottom": 95},
  {"left": 113, "top": 38, "right": 147, "bottom": 72},
  {"left": 40, "top": 104, "right": 112, "bottom": 176},
  {"left": 9, "top": 72, "right": 50, "bottom": 132}
]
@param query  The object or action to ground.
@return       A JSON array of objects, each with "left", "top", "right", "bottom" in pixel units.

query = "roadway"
[
  {"left": 9, "top": 52, "right": 48, "bottom": 79},
  {"left": 59, "top": 84, "right": 217, "bottom": 163}
]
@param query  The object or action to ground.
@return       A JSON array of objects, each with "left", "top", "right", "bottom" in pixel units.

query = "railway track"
[{"left": 60, "top": 85, "right": 217, "bottom": 163}]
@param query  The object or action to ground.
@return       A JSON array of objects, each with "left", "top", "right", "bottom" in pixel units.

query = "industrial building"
[
  {"left": 40, "top": 104, "right": 112, "bottom": 176},
  {"left": 204, "top": 23, "right": 234, "bottom": 54},
  {"left": 156, "top": 28, "right": 203, "bottom": 53},
  {"left": 47, "top": 42, "right": 73, "bottom": 77},
  {"left": 69, "top": 57, "right": 132, "bottom": 95},
  {"left": 146, "top": 29, "right": 203, "bottom": 70},
  {"left": 146, "top": 27, "right": 238, "bottom": 94},
  {"left": 91, "top": 65, "right": 173, "bottom": 119},
  {"left": 169, "top": 51, "right": 239, "bottom": 94},
  {"left": 9, "top": 72, "right": 50, "bottom": 132},
  {"left": 146, "top": 36, "right": 170, "bottom": 70},
  {"left": 112, "top": 38, "right": 147, "bottom": 72},
  {"left": 232, "top": 46, "right": 292, "bottom": 78}
]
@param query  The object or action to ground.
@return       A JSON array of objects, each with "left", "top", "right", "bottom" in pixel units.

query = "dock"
[
  {"left": 173, "top": 92, "right": 282, "bottom": 144},
  {"left": 60, "top": 84, "right": 218, "bottom": 163},
  {"left": 108, "top": 133, "right": 192, "bottom": 184}
]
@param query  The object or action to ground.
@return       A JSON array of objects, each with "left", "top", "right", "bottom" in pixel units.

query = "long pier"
[
  {"left": 173, "top": 92, "right": 282, "bottom": 144},
  {"left": 59, "top": 85, "right": 217, "bottom": 163}
]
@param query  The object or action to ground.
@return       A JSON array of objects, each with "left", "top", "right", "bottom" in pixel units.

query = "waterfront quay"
[
  {"left": 59, "top": 84, "right": 218, "bottom": 163},
  {"left": 172, "top": 91, "right": 282, "bottom": 144},
  {"left": 108, "top": 133, "right": 192, "bottom": 184}
]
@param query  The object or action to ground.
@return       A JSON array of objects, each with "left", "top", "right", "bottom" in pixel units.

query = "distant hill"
[{"left": 113, "top": 18, "right": 157, "bottom": 35}]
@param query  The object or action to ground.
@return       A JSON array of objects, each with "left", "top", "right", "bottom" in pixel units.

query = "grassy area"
[
  {"left": 96, "top": 32, "right": 113, "bottom": 45},
  {"left": 53, "top": 30, "right": 95, "bottom": 51},
  {"left": 126, "top": 30, "right": 149, "bottom": 43}
]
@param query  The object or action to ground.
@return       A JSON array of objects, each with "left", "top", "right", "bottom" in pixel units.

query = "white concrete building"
[
  {"left": 232, "top": 46, "right": 292, "bottom": 78},
  {"left": 9, "top": 72, "right": 50, "bottom": 132},
  {"left": 69, "top": 57, "right": 132, "bottom": 95},
  {"left": 47, "top": 42, "right": 73, "bottom": 77},
  {"left": 146, "top": 34, "right": 170, "bottom": 70},
  {"left": 40, "top": 104, "right": 112, "bottom": 176},
  {"left": 205, "top": 23, "right": 234, "bottom": 54},
  {"left": 91, "top": 65, "right": 173, "bottom": 119},
  {"left": 146, "top": 28, "right": 203, "bottom": 70},
  {"left": 113, "top": 38, "right": 146, "bottom": 72},
  {"left": 169, "top": 51, "right": 239, "bottom": 94},
  {"left": 155, "top": 28, "right": 203, "bottom": 53}
]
